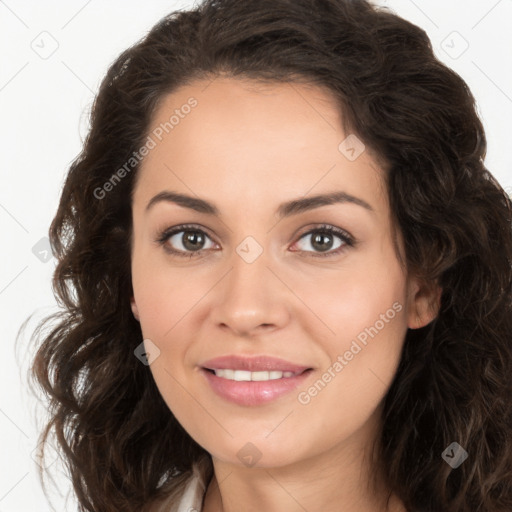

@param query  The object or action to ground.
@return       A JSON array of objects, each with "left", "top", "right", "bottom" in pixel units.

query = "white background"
[{"left": 1, "top": 1, "right": 511, "bottom": 510}]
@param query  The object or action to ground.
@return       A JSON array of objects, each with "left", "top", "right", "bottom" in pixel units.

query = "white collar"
[{"left": 172, "top": 456, "right": 211, "bottom": 512}]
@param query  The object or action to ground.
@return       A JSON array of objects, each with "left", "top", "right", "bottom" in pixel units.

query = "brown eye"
[
  {"left": 178, "top": 230, "right": 207, "bottom": 251},
  {"left": 291, "top": 225, "right": 355, "bottom": 257},
  {"left": 156, "top": 225, "right": 217, "bottom": 258}
]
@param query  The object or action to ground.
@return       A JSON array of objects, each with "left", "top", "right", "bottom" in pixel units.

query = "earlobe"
[
  {"left": 130, "top": 296, "right": 140, "bottom": 321},
  {"left": 406, "top": 278, "right": 442, "bottom": 330}
]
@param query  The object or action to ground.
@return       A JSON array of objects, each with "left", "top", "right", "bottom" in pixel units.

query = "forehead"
[{"left": 133, "top": 77, "right": 386, "bottom": 214}]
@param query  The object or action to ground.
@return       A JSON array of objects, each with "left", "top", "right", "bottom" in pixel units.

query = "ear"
[
  {"left": 130, "top": 295, "right": 140, "bottom": 322},
  {"left": 406, "top": 277, "right": 442, "bottom": 329}
]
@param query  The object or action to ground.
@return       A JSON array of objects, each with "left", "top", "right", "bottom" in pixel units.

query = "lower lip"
[{"left": 200, "top": 368, "right": 313, "bottom": 406}]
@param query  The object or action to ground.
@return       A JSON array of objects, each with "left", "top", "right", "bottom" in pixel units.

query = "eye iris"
[
  {"left": 311, "top": 232, "right": 333, "bottom": 252},
  {"left": 182, "top": 230, "right": 204, "bottom": 251}
]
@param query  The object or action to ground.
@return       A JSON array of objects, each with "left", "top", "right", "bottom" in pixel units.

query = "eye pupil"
[
  {"left": 183, "top": 231, "right": 204, "bottom": 250},
  {"left": 312, "top": 233, "right": 334, "bottom": 252}
]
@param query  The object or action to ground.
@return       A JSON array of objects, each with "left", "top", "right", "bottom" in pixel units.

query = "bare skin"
[{"left": 130, "top": 76, "right": 440, "bottom": 512}]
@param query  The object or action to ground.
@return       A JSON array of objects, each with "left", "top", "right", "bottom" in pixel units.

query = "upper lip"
[{"left": 201, "top": 355, "right": 312, "bottom": 373}]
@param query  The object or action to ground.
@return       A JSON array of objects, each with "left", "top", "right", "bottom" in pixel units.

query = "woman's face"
[{"left": 130, "top": 77, "right": 437, "bottom": 469}]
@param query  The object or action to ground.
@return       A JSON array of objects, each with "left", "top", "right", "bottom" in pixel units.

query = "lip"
[
  {"left": 201, "top": 355, "right": 311, "bottom": 373},
  {"left": 199, "top": 355, "right": 314, "bottom": 406}
]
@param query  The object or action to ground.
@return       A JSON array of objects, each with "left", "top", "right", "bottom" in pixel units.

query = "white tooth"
[
  {"left": 215, "top": 369, "right": 234, "bottom": 379},
  {"left": 224, "top": 369, "right": 235, "bottom": 379},
  {"left": 251, "top": 371, "right": 269, "bottom": 381},
  {"left": 212, "top": 369, "right": 295, "bottom": 381},
  {"left": 233, "top": 370, "right": 252, "bottom": 381}
]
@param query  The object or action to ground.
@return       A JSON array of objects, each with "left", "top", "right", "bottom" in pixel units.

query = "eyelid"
[{"left": 294, "top": 224, "right": 354, "bottom": 243}]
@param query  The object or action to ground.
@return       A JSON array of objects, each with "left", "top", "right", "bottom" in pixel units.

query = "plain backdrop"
[{"left": 1, "top": 1, "right": 511, "bottom": 510}]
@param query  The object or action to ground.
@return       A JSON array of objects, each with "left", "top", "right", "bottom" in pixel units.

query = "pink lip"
[
  {"left": 199, "top": 355, "right": 313, "bottom": 406},
  {"left": 201, "top": 355, "right": 311, "bottom": 373}
]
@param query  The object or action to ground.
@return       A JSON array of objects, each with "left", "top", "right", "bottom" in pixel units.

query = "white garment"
[{"left": 172, "top": 459, "right": 209, "bottom": 512}]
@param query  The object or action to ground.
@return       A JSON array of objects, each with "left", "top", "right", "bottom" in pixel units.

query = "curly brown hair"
[{"left": 24, "top": 0, "right": 512, "bottom": 510}]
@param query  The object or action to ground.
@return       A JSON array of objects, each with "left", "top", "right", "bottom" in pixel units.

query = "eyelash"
[{"left": 154, "top": 223, "right": 356, "bottom": 259}]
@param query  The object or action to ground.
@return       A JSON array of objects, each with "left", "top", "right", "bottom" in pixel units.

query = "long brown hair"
[{"left": 24, "top": 0, "right": 512, "bottom": 510}]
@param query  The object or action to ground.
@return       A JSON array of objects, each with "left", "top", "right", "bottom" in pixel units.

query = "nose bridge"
[
  {"left": 212, "top": 233, "right": 289, "bottom": 334},
  {"left": 227, "top": 233, "right": 274, "bottom": 306}
]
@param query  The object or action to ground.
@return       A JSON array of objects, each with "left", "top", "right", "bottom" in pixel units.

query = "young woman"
[{"left": 27, "top": 0, "right": 512, "bottom": 511}]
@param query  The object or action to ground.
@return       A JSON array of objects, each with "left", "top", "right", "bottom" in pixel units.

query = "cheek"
[
  {"left": 298, "top": 250, "right": 408, "bottom": 415},
  {"left": 131, "top": 256, "right": 201, "bottom": 423},
  {"left": 300, "top": 242, "right": 407, "bottom": 350},
  {"left": 131, "top": 252, "right": 207, "bottom": 341},
  {"left": 296, "top": 244, "right": 408, "bottom": 417}
]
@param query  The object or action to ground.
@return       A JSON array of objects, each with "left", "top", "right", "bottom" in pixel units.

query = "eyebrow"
[{"left": 145, "top": 190, "right": 374, "bottom": 218}]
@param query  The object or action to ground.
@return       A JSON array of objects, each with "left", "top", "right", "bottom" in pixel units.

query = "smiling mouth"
[
  {"left": 204, "top": 368, "right": 312, "bottom": 381},
  {"left": 200, "top": 364, "right": 314, "bottom": 406}
]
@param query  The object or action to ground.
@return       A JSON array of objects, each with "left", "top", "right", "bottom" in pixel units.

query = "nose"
[{"left": 210, "top": 245, "right": 291, "bottom": 337}]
